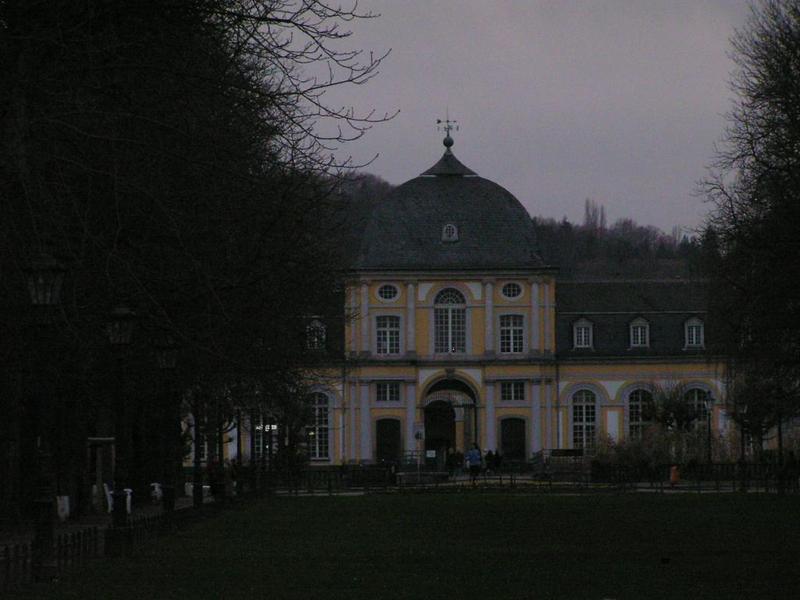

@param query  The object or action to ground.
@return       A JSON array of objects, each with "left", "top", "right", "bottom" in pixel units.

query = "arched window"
[
  {"left": 684, "top": 388, "right": 711, "bottom": 431},
  {"left": 434, "top": 288, "right": 466, "bottom": 353},
  {"left": 573, "top": 318, "right": 593, "bottom": 349},
  {"left": 376, "top": 315, "right": 401, "bottom": 354},
  {"left": 628, "top": 389, "right": 653, "bottom": 440},
  {"left": 572, "top": 389, "right": 597, "bottom": 452},
  {"left": 307, "top": 393, "right": 329, "bottom": 459},
  {"left": 442, "top": 223, "right": 459, "bottom": 242},
  {"left": 306, "top": 319, "right": 326, "bottom": 350},
  {"left": 685, "top": 317, "right": 704, "bottom": 348},
  {"left": 629, "top": 317, "right": 649, "bottom": 348}
]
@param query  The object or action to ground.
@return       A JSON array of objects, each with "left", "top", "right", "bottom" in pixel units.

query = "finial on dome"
[{"left": 436, "top": 112, "right": 458, "bottom": 150}]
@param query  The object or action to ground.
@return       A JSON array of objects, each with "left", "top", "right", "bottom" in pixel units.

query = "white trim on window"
[
  {"left": 306, "top": 319, "right": 326, "bottom": 350},
  {"left": 629, "top": 317, "right": 649, "bottom": 348},
  {"left": 375, "top": 314, "right": 402, "bottom": 355},
  {"left": 685, "top": 317, "right": 705, "bottom": 348},
  {"left": 377, "top": 284, "right": 399, "bottom": 303},
  {"left": 573, "top": 318, "right": 593, "bottom": 349},
  {"left": 498, "top": 313, "right": 525, "bottom": 354},
  {"left": 501, "top": 282, "right": 522, "bottom": 300}
]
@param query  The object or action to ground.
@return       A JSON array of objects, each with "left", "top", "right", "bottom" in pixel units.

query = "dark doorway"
[
  {"left": 376, "top": 419, "right": 401, "bottom": 463},
  {"left": 424, "top": 400, "right": 455, "bottom": 470},
  {"left": 501, "top": 418, "right": 526, "bottom": 461}
]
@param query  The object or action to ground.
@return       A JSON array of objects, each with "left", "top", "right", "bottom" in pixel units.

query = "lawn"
[{"left": 19, "top": 493, "right": 800, "bottom": 599}]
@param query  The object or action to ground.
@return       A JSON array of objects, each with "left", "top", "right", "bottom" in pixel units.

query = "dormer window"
[
  {"left": 442, "top": 223, "right": 459, "bottom": 242},
  {"left": 629, "top": 317, "right": 650, "bottom": 348},
  {"left": 573, "top": 318, "right": 593, "bottom": 349},
  {"left": 306, "top": 319, "right": 326, "bottom": 350},
  {"left": 685, "top": 317, "right": 705, "bottom": 348}
]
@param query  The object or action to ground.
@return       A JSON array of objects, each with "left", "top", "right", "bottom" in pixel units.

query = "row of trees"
[
  {"left": 0, "top": 1, "right": 387, "bottom": 520},
  {"left": 703, "top": 0, "right": 800, "bottom": 460}
]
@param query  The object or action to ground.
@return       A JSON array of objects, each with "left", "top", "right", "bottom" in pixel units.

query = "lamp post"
[
  {"left": 107, "top": 305, "right": 136, "bottom": 529},
  {"left": 24, "top": 253, "right": 65, "bottom": 580},
  {"left": 155, "top": 335, "right": 178, "bottom": 514},
  {"left": 705, "top": 395, "right": 713, "bottom": 465}
]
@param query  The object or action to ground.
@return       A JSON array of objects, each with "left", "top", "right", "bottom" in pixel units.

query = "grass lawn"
[{"left": 19, "top": 493, "right": 800, "bottom": 599}]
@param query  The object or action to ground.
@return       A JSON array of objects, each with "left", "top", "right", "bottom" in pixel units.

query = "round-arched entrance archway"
[{"left": 423, "top": 378, "right": 478, "bottom": 470}]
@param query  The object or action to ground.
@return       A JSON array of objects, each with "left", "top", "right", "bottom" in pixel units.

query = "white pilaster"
[
  {"left": 484, "top": 281, "right": 494, "bottom": 353},
  {"left": 349, "top": 382, "right": 357, "bottom": 460},
  {"left": 530, "top": 281, "right": 540, "bottom": 352},
  {"left": 406, "top": 282, "right": 416, "bottom": 355},
  {"left": 405, "top": 383, "right": 416, "bottom": 457},
  {"left": 360, "top": 283, "right": 369, "bottom": 354},
  {"left": 359, "top": 382, "right": 372, "bottom": 462},
  {"left": 485, "top": 383, "right": 496, "bottom": 451},
  {"left": 349, "top": 286, "right": 358, "bottom": 353},
  {"left": 531, "top": 380, "right": 542, "bottom": 453},
  {"left": 542, "top": 282, "right": 552, "bottom": 353},
  {"left": 338, "top": 412, "right": 345, "bottom": 462},
  {"left": 543, "top": 382, "right": 552, "bottom": 449}
]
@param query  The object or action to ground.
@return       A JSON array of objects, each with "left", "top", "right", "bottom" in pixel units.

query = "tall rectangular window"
[
  {"left": 307, "top": 393, "right": 329, "bottom": 459},
  {"left": 434, "top": 289, "right": 466, "bottom": 353},
  {"left": 376, "top": 315, "right": 401, "bottom": 354},
  {"left": 500, "top": 381, "right": 525, "bottom": 402},
  {"left": 253, "top": 414, "right": 278, "bottom": 461},
  {"left": 499, "top": 314, "right": 524, "bottom": 353},
  {"left": 376, "top": 382, "right": 401, "bottom": 402}
]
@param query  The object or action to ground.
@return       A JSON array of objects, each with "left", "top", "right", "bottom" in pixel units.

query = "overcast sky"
[{"left": 323, "top": 0, "right": 753, "bottom": 233}]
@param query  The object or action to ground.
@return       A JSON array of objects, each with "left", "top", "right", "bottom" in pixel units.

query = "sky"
[{"left": 321, "top": 0, "right": 754, "bottom": 233}]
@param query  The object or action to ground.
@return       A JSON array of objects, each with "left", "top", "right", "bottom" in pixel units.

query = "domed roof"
[{"left": 354, "top": 140, "right": 544, "bottom": 271}]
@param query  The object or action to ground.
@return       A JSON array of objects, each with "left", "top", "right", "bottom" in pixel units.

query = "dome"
[{"left": 354, "top": 143, "right": 544, "bottom": 271}]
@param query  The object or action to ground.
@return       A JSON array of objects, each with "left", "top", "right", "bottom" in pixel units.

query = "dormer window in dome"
[{"left": 442, "top": 223, "right": 459, "bottom": 242}]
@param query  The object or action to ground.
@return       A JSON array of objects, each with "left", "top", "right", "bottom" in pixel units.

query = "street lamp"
[
  {"left": 705, "top": 395, "right": 713, "bottom": 465},
  {"left": 108, "top": 304, "right": 136, "bottom": 529},
  {"left": 25, "top": 254, "right": 65, "bottom": 307},
  {"left": 155, "top": 335, "right": 179, "bottom": 513},
  {"left": 24, "top": 254, "right": 65, "bottom": 580}
]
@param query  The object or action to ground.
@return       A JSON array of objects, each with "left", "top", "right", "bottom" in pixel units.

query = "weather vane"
[
  {"left": 436, "top": 109, "right": 458, "bottom": 148},
  {"left": 436, "top": 110, "right": 459, "bottom": 137}
]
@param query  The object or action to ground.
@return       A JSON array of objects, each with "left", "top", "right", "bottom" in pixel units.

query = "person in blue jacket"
[{"left": 466, "top": 443, "right": 482, "bottom": 485}]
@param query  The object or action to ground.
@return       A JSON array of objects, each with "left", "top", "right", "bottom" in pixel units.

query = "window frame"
[
  {"left": 573, "top": 318, "right": 593, "bottom": 349},
  {"left": 375, "top": 314, "right": 402, "bottom": 355},
  {"left": 685, "top": 317, "right": 705, "bottom": 348},
  {"left": 433, "top": 288, "right": 467, "bottom": 354},
  {"left": 306, "top": 392, "right": 330, "bottom": 460},
  {"left": 572, "top": 389, "right": 597, "bottom": 453},
  {"left": 499, "top": 313, "right": 525, "bottom": 354},
  {"left": 375, "top": 381, "right": 402, "bottom": 403},
  {"left": 500, "top": 380, "right": 526, "bottom": 402},
  {"left": 627, "top": 388, "right": 653, "bottom": 441},
  {"left": 442, "top": 223, "right": 459, "bottom": 242},
  {"left": 306, "top": 319, "right": 326, "bottom": 351},
  {"left": 377, "top": 284, "right": 399, "bottom": 303},
  {"left": 629, "top": 317, "right": 650, "bottom": 348},
  {"left": 501, "top": 282, "right": 522, "bottom": 300}
]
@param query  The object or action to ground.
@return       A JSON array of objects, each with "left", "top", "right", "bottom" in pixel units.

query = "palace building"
[
  {"left": 188, "top": 132, "right": 727, "bottom": 469},
  {"left": 294, "top": 130, "right": 726, "bottom": 468}
]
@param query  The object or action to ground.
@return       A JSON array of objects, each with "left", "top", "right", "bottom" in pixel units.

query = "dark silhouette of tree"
[{"left": 703, "top": 0, "right": 800, "bottom": 457}]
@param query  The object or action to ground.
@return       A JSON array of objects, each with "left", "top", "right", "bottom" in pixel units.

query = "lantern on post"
[
  {"left": 107, "top": 305, "right": 136, "bottom": 346},
  {"left": 25, "top": 254, "right": 65, "bottom": 307},
  {"left": 107, "top": 304, "right": 137, "bottom": 530}
]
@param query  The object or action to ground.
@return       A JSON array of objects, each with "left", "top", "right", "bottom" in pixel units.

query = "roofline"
[{"left": 348, "top": 266, "right": 559, "bottom": 278}]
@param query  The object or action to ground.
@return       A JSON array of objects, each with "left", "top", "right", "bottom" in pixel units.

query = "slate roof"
[
  {"left": 354, "top": 148, "right": 544, "bottom": 271},
  {"left": 556, "top": 280, "right": 710, "bottom": 358}
]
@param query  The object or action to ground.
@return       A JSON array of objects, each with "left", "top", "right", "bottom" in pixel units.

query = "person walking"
[{"left": 466, "top": 443, "right": 482, "bottom": 486}]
